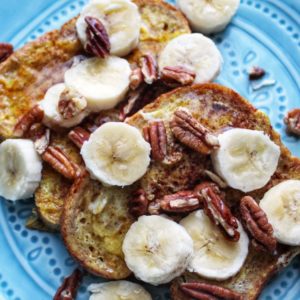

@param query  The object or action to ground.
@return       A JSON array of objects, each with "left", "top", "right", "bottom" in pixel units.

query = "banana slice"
[
  {"left": 177, "top": 0, "right": 240, "bottom": 34},
  {"left": 0, "top": 139, "right": 42, "bottom": 201},
  {"left": 180, "top": 210, "right": 249, "bottom": 280},
  {"left": 64, "top": 57, "right": 131, "bottom": 112},
  {"left": 81, "top": 122, "right": 150, "bottom": 186},
  {"left": 122, "top": 215, "right": 193, "bottom": 285},
  {"left": 260, "top": 180, "right": 300, "bottom": 246},
  {"left": 76, "top": 0, "right": 141, "bottom": 57},
  {"left": 88, "top": 281, "right": 152, "bottom": 300},
  {"left": 39, "top": 83, "right": 89, "bottom": 128},
  {"left": 158, "top": 33, "right": 222, "bottom": 84},
  {"left": 212, "top": 128, "right": 280, "bottom": 192}
]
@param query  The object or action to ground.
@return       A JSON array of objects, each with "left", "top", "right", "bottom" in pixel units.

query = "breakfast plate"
[{"left": 0, "top": 0, "right": 299, "bottom": 299}]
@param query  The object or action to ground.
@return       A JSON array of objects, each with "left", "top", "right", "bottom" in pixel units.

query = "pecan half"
[
  {"left": 85, "top": 16, "right": 110, "bottom": 58},
  {"left": 240, "top": 196, "right": 277, "bottom": 253},
  {"left": 180, "top": 282, "right": 243, "bottom": 300},
  {"left": 14, "top": 105, "right": 44, "bottom": 137},
  {"left": 0, "top": 43, "right": 13, "bottom": 63},
  {"left": 42, "top": 146, "right": 80, "bottom": 180},
  {"left": 68, "top": 127, "right": 91, "bottom": 149},
  {"left": 248, "top": 66, "right": 265, "bottom": 80},
  {"left": 53, "top": 268, "right": 83, "bottom": 300},
  {"left": 161, "top": 66, "right": 196, "bottom": 87},
  {"left": 58, "top": 88, "right": 87, "bottom": 119},
  {"left": 140, "top": 54, "right": 158, "bottom": 84},
  {"left": 170, "top": 109, "right": 219, "bottom": 155},
  {"left": 158, "top": 190, "right": 201, "bottom": 213},
  {"left": 129, "top": 189, "right": 149, "bottom": 218},
  {"left": 284, "top": 108, "right": 300, "bottom": 136},
  {"left": 143, "top": 120, "right": 167, "bottom": 161},
  {"left": 195, "top": 182, "right": 240, "bottom": 241},
  {"left": 130, "top": 67, "right": 143, "bottom": 90}
]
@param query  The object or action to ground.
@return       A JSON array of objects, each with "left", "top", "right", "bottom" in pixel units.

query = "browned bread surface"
[
  {"left": 126, "top": 83, "right": 300, "bottom": 299},
  {"left": 61, "top": 174, "right": 134, "bottom": 279}
]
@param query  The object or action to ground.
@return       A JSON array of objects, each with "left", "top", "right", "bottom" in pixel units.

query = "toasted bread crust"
[
  {"left": 61, "top": 174, "right": 134, "bottom": 279},
  {"left": 126, "top": 83, "right": 300, "bottom": 299}
]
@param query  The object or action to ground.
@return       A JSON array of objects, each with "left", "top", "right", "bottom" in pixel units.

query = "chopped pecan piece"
[
  {"left": 68, "top": 127, "right": 91, "bottom": 149},
  {"left": 31, "top": 125, "right": 50, "bottom": 155},
  {"left": 170, "top": 109, "right": 219, "bottom": 155},
  {"left": 53, "top": 268, "right": 83, "bottom": 300},
  {"left": 42, "top": 146, "right": 80, "bottom": 180},
  {"left": 140, "top": 54, "right": 158, "bottom": 84},
  {"left": 159, "top": 190, "right": 201, "bottom": 213},
  {"left": 284, "top": 108, "right": 300, "bottom": 136},
  {"left": 161, "top": 66, "right": 196, "bottom": 87},
  {"left": 84, "top": 113, "right": 112, "bottom": 133},
  {"left": 0, "top": 43, "right": 13, "bottom": 63},
  {"left": 129, "top": 189, "right": 149, "bottom": 218},
  {"left": 180, "top": 282, "right": 243, "bottom": 300},
  {"left": 248, "top": 66, "right": 265, "bottom": 80},
  {"left": 85, "top": 16, "right": 110, "bottom": 58},
  {"left": 143, "top": 120, "right": 167, "bottom": 161},
  {"left": 58, "top": 88, "right": 87, "bottom": 119},
  {"left": 14, "top": 105, "right": 44, "bottom": 137},
  {"left": 195, "top": 182, "right": 240, "bottom": 241},
  {"left": 240, "top": 196, "right": 277, "bottom": 253},
  {"left": 130, "top": 67, "right": 143, "bottom": 90},
  {"left": 119, "top": 85, "right": 147, "bottom": 121}
]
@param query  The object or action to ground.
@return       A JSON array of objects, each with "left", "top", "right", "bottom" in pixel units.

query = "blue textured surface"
[{"left": 0, "top": 0, "right": 299, "bottom": 299}]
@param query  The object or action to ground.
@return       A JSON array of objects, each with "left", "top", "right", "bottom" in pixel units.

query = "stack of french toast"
[{"left": 0, "top": 0, "right": 299, "bottom": 299}]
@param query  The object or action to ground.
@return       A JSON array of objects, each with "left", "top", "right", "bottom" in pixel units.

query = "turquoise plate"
[{"left": 0, "top": 0, "right": 299, "bottom": 299}]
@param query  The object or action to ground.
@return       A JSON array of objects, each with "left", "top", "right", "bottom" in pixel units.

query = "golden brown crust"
[
  {"left": 126, "top": 83, "right": 300, "bottom": 299},
  {"left": 0, "top": 18, "right": 81, "bottom": 139},
  {"left": 61, "top": 174, "right": 134, "bottom": 279}
]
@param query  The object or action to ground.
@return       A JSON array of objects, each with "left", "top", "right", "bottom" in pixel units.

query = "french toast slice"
[
  {"left": 61, "top": 174, "right": 134, "bottom": 279},
  {"left": 126, "top": 83, "right": 300, "bottom": 299},
  {"left": 22, "top": 0, "right": 190, "bottom": 228}
]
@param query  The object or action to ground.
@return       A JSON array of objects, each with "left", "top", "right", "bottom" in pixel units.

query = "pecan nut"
[
  {"left": 129, "top": 189, "right": 149, "bottom": 218},
  {"left": 248, "top": 66, "right": 265, "bottom": 80},
  {"left": 0, "top": 43, "right": 13, "bottom": 63},
  {"left": 158, "top": 190, "right": 201, "bottom": 213},
  {"left": 240, "top": 196, "right": 277, "bottom": 253},
  {"left": 140, "top": 54, "right": 158, "bottom": 85},
  {"left": 119, "top": 85, "right": 147, "bottom": 121},
  {"left": 68, "top": 127, "right": 91, "bottom": 149},
  {"left": 160, "top": 66, "right": 196, "bottom": 87},
  {"left": 14, "top": 105, "right": 44, "bottom": 137},
  {"left": 85, "top": 16, "right": 110, "bottom": 58},
  {"left": 27, "top": 124, "right": 50, "bottom": 155},
  {"left": 284, "top": 108, "right": 300, "bottom": 136},
  {"left": 58, "top": 88, "right": 87, "bottom": 119},
  {"left": 195, "top": 182, "right": 240, "bottom": 241},
  {"left": 42, "top": 146, "right": 80, "bottom": 180},
  {"left": 180, "top": 282, "right": 243, "bottom": 300},
  {"left": 170, "top": 109, "right": 219, "bottom": 155},
  {"left": 53, "top": 268, "right": 83, "bottom": 300},
  {"left": 143, "top": 120, "right": 167, "bottom": 161},
  {"left": 84, "top": 113, "right": 112, "bottom": 133},
  {"left": 130, "top": 67, "right": 143, "bottom": 90}
]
